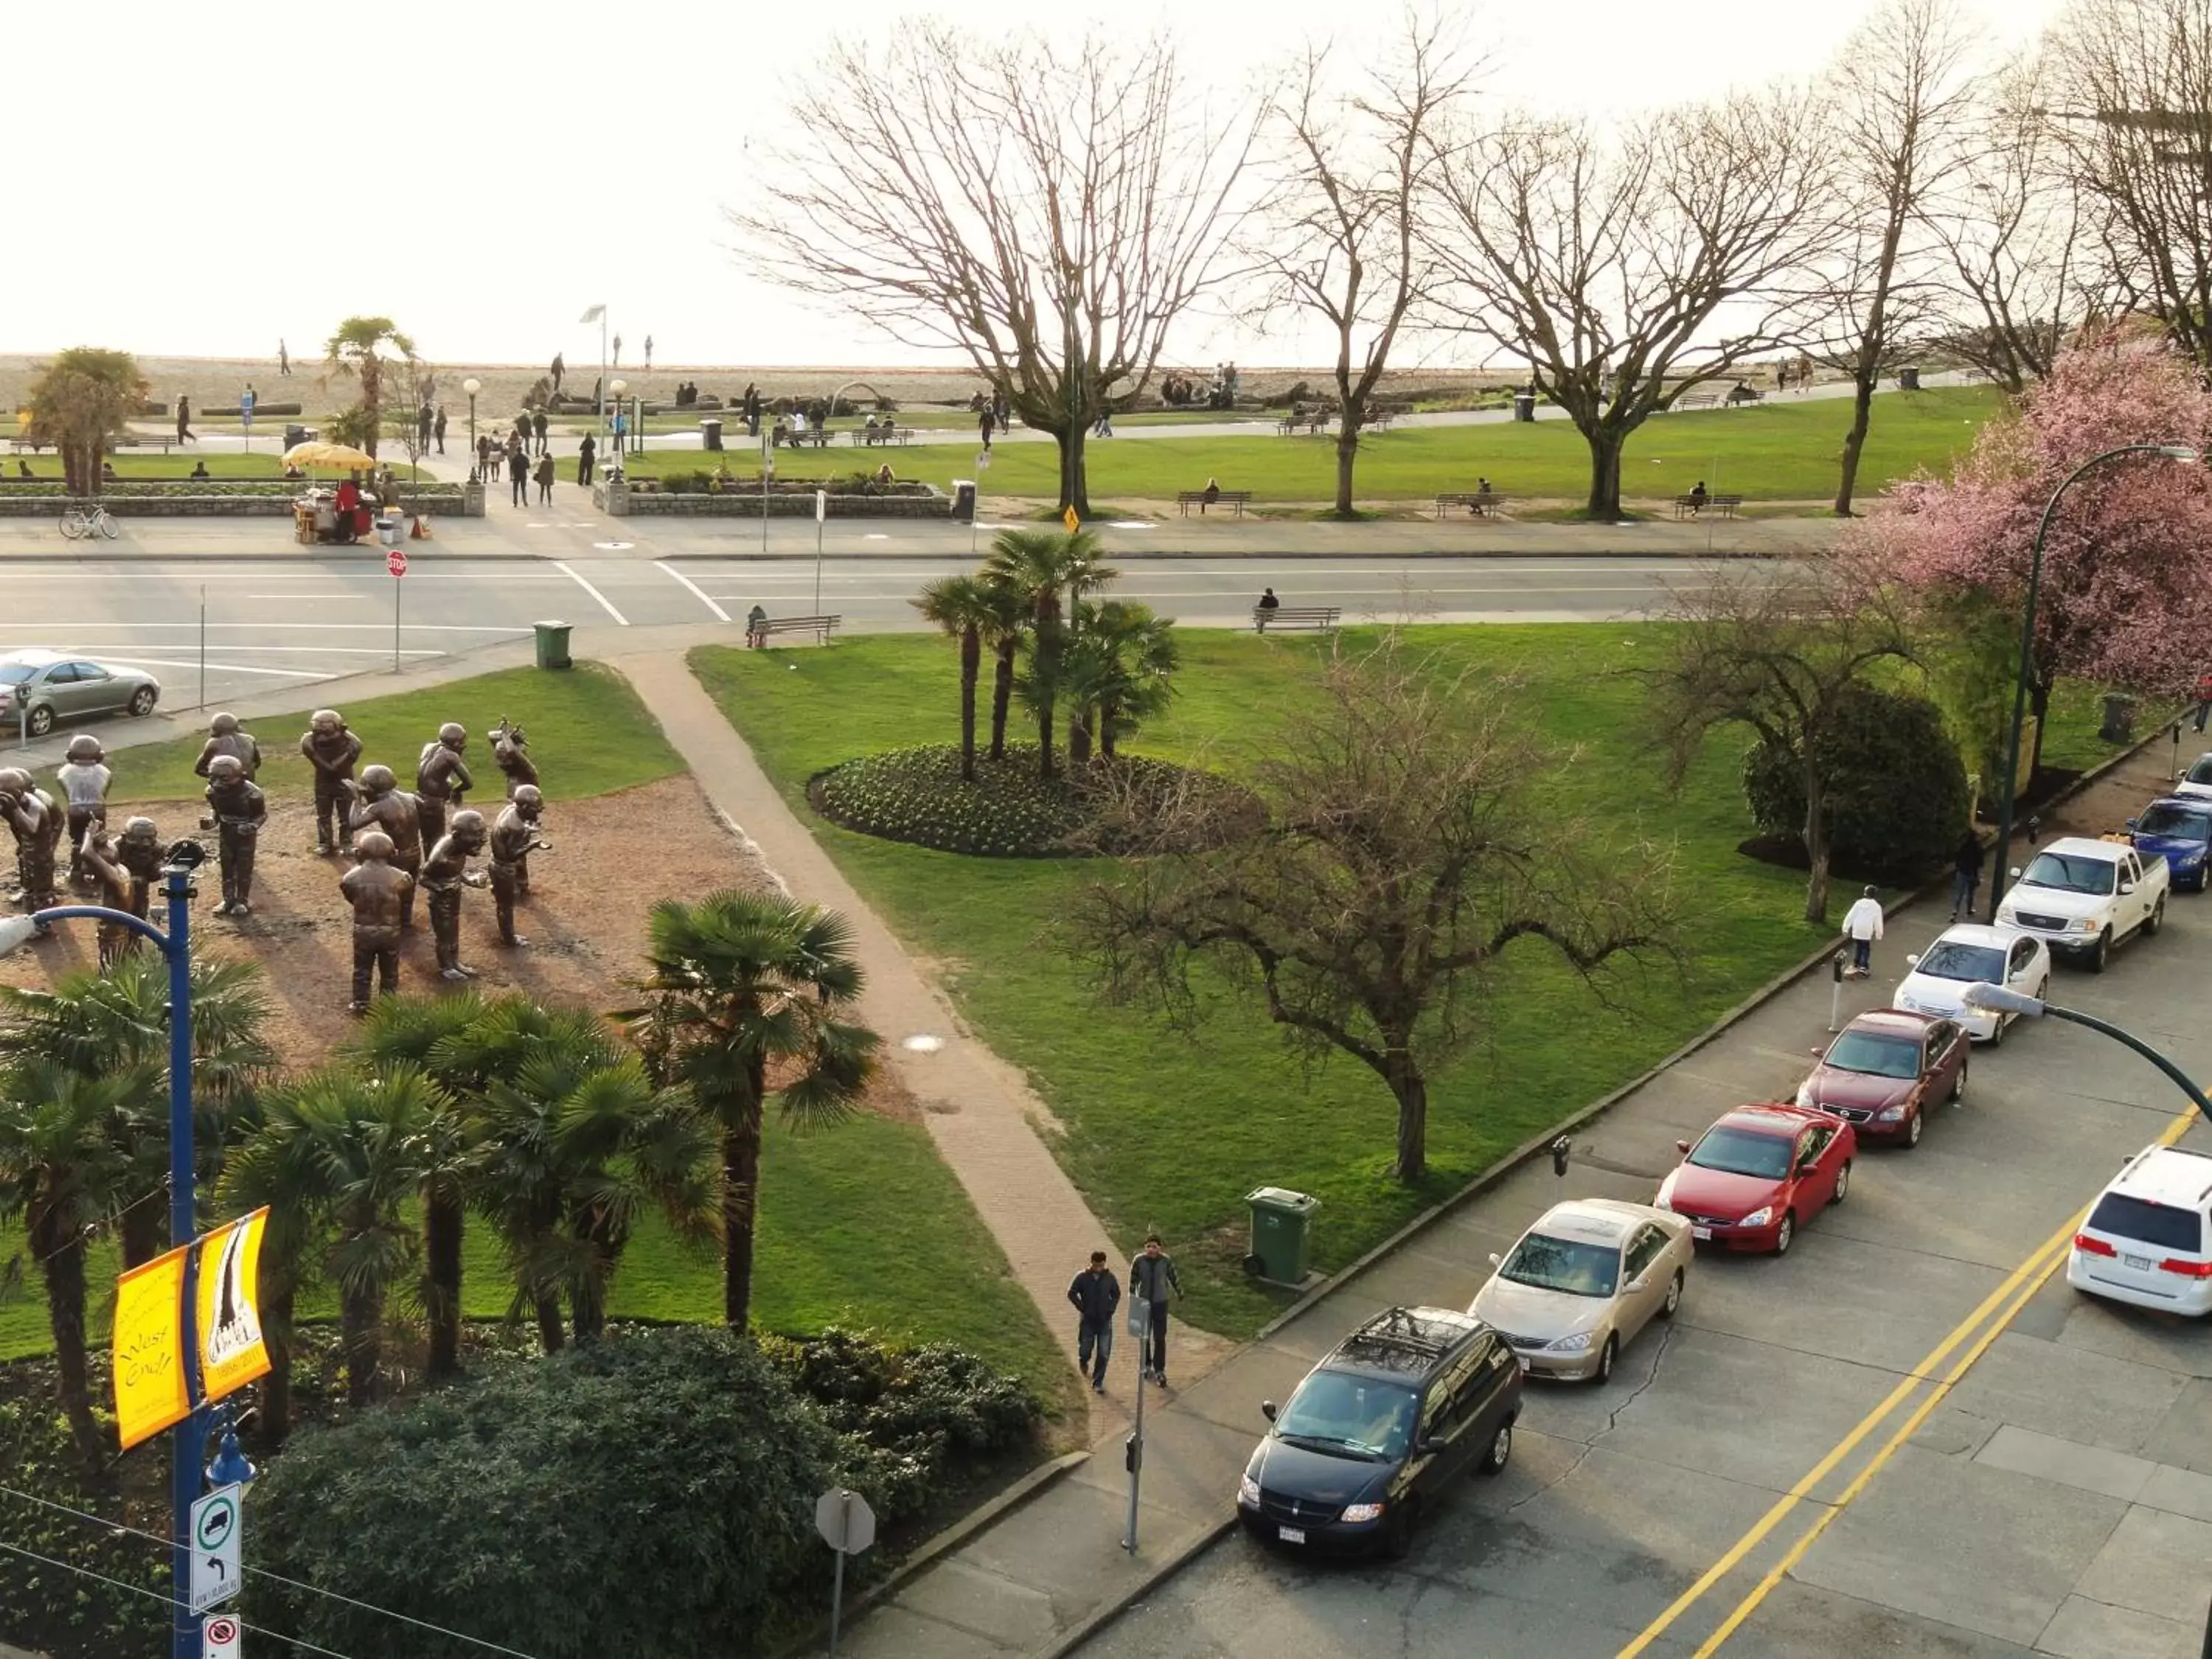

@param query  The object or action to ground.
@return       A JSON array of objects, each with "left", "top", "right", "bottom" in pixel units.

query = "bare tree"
[
  {"left": 1639, "top": 567, "right": 1914, "bottom": 925},
  {"left": 1249, "top": 17, "right": 1477, "bottom": 517},
  {"left": 1425, "top": 93, "right": 1834, "bottom": 520},
  {"left": 2045, "top": 0, "right": 2212, "bottom": 371},
  {"left": 1070, "top": 637, "right": 1672, "bottom": 1184},
  {"left": 1805, "top": 0, "right": 1980, "bottom": 516},
  {"left": 734, "top": 29, "right": 1256, "bottom": 515}
]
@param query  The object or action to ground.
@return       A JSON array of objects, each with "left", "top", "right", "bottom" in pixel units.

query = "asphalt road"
[
  {"left": 1075, "top": 740, "right": 2212, "bottom": 1659},
  {"left": 0, "top": 554, "right": 1732, "bottom": 718}
]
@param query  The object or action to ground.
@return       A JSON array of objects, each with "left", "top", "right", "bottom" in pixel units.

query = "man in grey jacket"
[
  {"left": 1066, "top": 1251, "right": 1121, "bottom": 1394},
  {"left": 1130, "top": 1234, "right": 1183, "bottom": 1385}
]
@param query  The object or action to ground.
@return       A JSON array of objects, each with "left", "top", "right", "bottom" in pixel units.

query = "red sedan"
[
  {"left": 1795, "top": 1009, "right": 1969, "bottom": 1149},
  {"left": 1656, "top": 1104, "right": 1856, "bottom": 1256}
]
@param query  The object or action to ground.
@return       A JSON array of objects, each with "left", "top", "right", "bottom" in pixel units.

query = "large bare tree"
[
  {"left": 1248, "top": 18, "right": 1478, "bottom": 517},
  {"left": 1425, "top": 93, "right": 1834, "bottom": 519},
  {"left": 734, "top": 29, "right": 1256, "bottom": 515},
  {"left": 1805, "top": 0, "right": 1980, "bottom": 516}
]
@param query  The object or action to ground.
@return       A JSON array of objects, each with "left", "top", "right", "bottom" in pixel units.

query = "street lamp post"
[
  {"left": 1988, "top": 445, "right": 2199, "bottom": 910},
  {"left": 611, "top": 378, "right": 629, "bottom": 459},
  {"left": 462, "top": 376, "right": 481, "bottom": 470},
  {"left": 0, "top": 842, "right": 209, "bottom": 1659}
]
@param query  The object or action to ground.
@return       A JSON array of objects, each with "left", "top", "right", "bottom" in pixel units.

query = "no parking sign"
[{"left": 204, "top": 1613, "right": 242, "bottom": 1657}]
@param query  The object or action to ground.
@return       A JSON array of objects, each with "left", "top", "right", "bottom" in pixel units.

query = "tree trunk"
[
  {"left": 990, "top": 640, "right": 1017, "bottom": 760},
  {"left": 2027, "top": 673, "right": 2053, "bottom": 788},
  {"left": 1803, "top": 764, "right": 1833, "bottom": 925},
  {"left": 722, "top": 1107, "right": 764, "bottom": 1332},
  {"left": 340, "top": 1286, "right": 383, "bottom": 1408},
  {"left": 957, "top": 627, "right": 980, "bottom": 782},
  {"left": 534, "top": 1293, "right": 566, "bottom": 1354},
  {"left": 1054, "top": 424, "right": 1091, "bottom": 516},
  {"left": 423, "top": 1189, "right": 464, "bottom": 1380},
  {"left": 1068, "top": 706, "right": 1093, "bottom": 770},
  {"left": 1833, "top": 373, "right": 1876, "bottom": 517},
  {"left": 1331, "top": 411, "right": 1362, "bottom": 518},
  {"left": 571, "top": 1237, "right": 614, "bottom": 1344},
  {"left": 1582, "top": 427, "right": 1627, "bottom": 520},
  {"left": 1100, "top": 698, "right": 1120, "bottom": 759},
  {"left": 117, "top": 1189, "right": 164, "bottom": 1270},
  {"left": 257, "top": 1287, "right": 295, "bottom": 1448},
  {"left": 1385, "top": 1055, "right": 1429, "bottom": 1184},
  {"left": 38, "top": 1231, "right": 105, "bottom": 1470}
]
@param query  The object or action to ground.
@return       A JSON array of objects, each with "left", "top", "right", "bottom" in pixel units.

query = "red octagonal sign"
[{"left": 386, "top": 548, "right": 408, "bottom": 578}]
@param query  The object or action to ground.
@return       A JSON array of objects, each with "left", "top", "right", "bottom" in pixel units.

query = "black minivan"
[{"left": 1236, "top": 1305, "right": 1521, "bottom": 1558}]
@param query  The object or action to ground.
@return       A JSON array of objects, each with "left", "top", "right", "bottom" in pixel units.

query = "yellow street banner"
[
  {"left": 112, "top": 1244, "right": 190, "bottom": 1450},
  {"left": 1062, "top": 505, "right": 1080, "bottom": 534},
  {"left": 196, "top": 1208, "right": 272, "bottom": 1402}
]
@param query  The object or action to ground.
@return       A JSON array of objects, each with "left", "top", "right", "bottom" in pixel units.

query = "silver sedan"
[
  {"left": 1469, "top": 1198, "right": 1694, "bottom": 1384},
  {"left": 0, "top": 650, "right": 161, "bottom": 739}
]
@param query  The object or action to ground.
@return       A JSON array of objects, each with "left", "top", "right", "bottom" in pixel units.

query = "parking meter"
[{"left": 1549, "top": 1136, "right": 1572, "bottom": 1178}]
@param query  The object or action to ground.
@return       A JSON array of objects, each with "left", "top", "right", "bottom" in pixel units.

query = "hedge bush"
[{"left": 1743, "top": 686, "right": 1971, "bottom": 879}]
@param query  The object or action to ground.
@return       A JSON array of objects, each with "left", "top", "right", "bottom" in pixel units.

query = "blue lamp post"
[{"left": 0, "top": 841, "right": 209, "bottom": 1659}]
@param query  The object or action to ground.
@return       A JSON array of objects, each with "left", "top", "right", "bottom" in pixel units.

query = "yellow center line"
[{"left": 1618, "top": 1099, "right": 2202, "bottom": 1659}]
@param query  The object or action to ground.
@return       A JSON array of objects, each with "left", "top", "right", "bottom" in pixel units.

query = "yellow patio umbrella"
[{"left": 282, "top": 441, "right": 379, "bottom": 471}]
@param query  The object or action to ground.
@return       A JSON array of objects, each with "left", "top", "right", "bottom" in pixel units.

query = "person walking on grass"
[
  {"left": 1950, "top": 830, "right": 1986, "bottom": 922},
  {"left": 1068, "top": 1250, "right": 1121, "bottom": 1394},
  {"left": 1841, "top": 884, "right": 1885, "bottom": 978},
  {"left": 533, "top": 450, "right": 554, "bottom": 506},
  {"left": 978, "top": 406, "right": 995, "bottom": 451},
  {"left": 1130, "top": 1234, "right": 1183, "bottom": 1386}
]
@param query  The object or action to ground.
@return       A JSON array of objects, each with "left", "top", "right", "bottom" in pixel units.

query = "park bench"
[
  {"left": 10, "top": 433, "right": 181, "bottom": 454},
  {"left": 1725, "top": 385, "right": 1764, "bottom": 406},
  {"left": 1367, "top": 411, "right": 1397, "bottom": 433},
  {"left": 773, "top": 427, "right": 832, "bottom": 450},
  {"left": 1178, "top": 489, "right": 1252, "bottom": 518},
  {"left": 1434, "top": 491, "right": 1507, "bottom": 518},
  {"left": 1254, "top": 605, "right": 1340, "bottom": 633},
  {"left": 847, "top": 427, "right": 914, "bottom": 448},
  {"left": 1673, "top": 493, "right": 1744, "bottom": 519},
  {"left": 1674, "top": 392, "right": 1719, "bottom": 411},
  {"left": 1276, "top": 412, "right": 1328, "bottom": 436},
  {"left": 745, "top": 613, "right": 842, "bottom": 647}
]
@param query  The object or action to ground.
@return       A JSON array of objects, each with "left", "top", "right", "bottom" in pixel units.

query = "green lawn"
[
  {"left": 630, "top": 387, "right": 2002, "bottom": 504},
  {"left": 6, "top": 453, "right": 291, "bottom": 480}
]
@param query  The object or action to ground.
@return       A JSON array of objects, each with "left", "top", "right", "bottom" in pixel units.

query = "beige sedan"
[{"left": 1467, "top": 1199, "right": 1693, "bottom": 1384}]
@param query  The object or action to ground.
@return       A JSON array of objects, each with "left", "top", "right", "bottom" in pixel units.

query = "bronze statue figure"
[
  {"left": 488, "top": 785, "right": 550, "bottom": 946},
  {"left": 115, "top": 815, "right": 162, "bottom": 920},
  {"left": 0, "top": 767, "right": 63, "bottom": 917},
  {"left": 78, "top": 825, "right": 139, "bottom": 967},
  {"left": 194, "top": 712, "right": 264, "bottom": 781},
  {"left": 420, "top": 809, "right": 488, "bottom": 981},
  {"left": 203, "top": 754, "right": 267, "bottom": 916},
  {"left": 299, "top": 709, "right": 364, "bottom": 856},
  {"left": 346, "top": 765, "right": 424, "bottom": 929},
  {"left": 414, "top": 723, "right": 474, "bottom": 848},
  {"left": 490, "top": 717, "right": 540, "bottom": 798},
  {"left": 55, "top": 734, "right": 111, "bottom": 888},
  {"left": 340, "top": 829, "right": 413, "bottom": 1013}
]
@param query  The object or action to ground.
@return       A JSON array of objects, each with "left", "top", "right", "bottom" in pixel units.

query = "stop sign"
[{"left": 386, "top": 547, "right": 408, "bottom": 577}]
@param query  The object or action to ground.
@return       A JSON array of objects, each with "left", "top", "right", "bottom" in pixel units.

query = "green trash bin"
[
  {"left": 533, "top": 619, "right": 573, "bottom": 671},
  {"left": 1245, "top": 1186, "right": 1318, "bottom": 1285}
]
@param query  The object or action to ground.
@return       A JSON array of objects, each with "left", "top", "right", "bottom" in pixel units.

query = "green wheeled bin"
[
  {"left": 534, "top": 619, "right": 573, "bottom": 671},
  {"left": 1244, "top": 1187, "right": 1318, "bottom": 1285}
]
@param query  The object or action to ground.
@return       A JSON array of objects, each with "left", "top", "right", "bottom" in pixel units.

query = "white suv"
[{"left": 2069, "top": 1144, "right": 2212, "bottom": 1315}]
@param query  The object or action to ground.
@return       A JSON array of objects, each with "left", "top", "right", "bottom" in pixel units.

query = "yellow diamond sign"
[{"left": 1062, "top": 506, "right": 1080, "bottom": 534}]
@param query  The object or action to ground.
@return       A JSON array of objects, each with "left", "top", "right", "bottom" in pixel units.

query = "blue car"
[{"left": 2129, "top": 796, "right": 2212, "bottom": 893}]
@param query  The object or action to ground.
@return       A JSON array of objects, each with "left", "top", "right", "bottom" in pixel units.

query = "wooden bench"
[
  {"left": 1254, "top": 605, "right": 1340, "bottom": 633},
  {"left": 1435, "top": 492, "right": 1507, "bottom": 518},
  {"left": 846, "top": 427, "right": 914, "bottom": 448},
  {"left": 745, "top": 613, "right": 842, "bottom": 647},
  {"left": 1367, "top": 411, "right": 1397, "bottom": 433},
  {"left": 11, "top": 433, "right": 183, "bottom": 454},
  {"left": 1673, "top": 493, "right": 1745, "bottom": 519},
  {"left": 1725, "top": 386, "right": 1764, "bottom": 406},
  {"left": 1674, "top": 392, "right": 1719, "bottom": 411},
  {"left": 773, "top": 427, "right": 832, "bottom": 449},
  {"left": 1178, "top": 490, "right": 1252, "bottom": 518},
  {"left": 1276, "top": 413, "right": 1328, "bottom": 436}
]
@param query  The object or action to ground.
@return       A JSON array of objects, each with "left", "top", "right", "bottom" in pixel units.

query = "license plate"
[
  {"left": 1692, "top": 1225, "right": 1713, "bottom": 1240},
  {"left": 1278, "top": 1526, "right": 1306, "bottom": 1545},
  {"left": 1517, "top": 1356, "right": 1531, "bottom": 1374},
  {"left": 2124, "top": 1253, "right": 2154, "bottom": 1270}
]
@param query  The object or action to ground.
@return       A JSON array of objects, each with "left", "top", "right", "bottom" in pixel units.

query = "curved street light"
[{"left": 462, "top": 376, "right": 481, "bottom": 462}]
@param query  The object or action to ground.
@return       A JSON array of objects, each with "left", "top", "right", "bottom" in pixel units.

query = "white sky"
[{"left": 12, "top": 0, "right": 2067, "bottom": 370}]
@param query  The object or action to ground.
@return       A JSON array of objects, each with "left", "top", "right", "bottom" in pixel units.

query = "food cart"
[{"left": 282, "top": 441, "right": 380, "bottom": 546}]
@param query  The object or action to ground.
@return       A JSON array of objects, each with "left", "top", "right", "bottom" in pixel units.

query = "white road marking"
[
  {"left": 50, "top": 643, "right": 448, "bottom": 657},
  {"left": 553, "top": 560, "right": 630, "bottom": 625},
  {"left": 0, "top": 621, "right": 526, "bottom": 633},
  {"left": 655, "top": 561, "right": 731, "bottom": 622},
  {"left": 248, "top": 594, "right": 368, "bottom": 600},
  {"left": 94, "top": 655, "right": 330, "bottom": 680}
]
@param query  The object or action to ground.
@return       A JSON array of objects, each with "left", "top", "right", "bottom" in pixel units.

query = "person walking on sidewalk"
[
  {"left": 1841, "top": 885, "right": 1885, "bottom": 977},
  {"left": 434, "top": 405, "right": 447, "bottom": 454},
  {"left": 1950, "top": 831, "right": 1986, "bottom": 921},
  {"left": 175, "top": 394, "right": 193, "bottom": 444},
  {"left": 506, "top": 439, "right": 528, "bottom": 507},
  {"left": 533, "top": 408, "right": 550, "bottom": 458},
  {"left": 577, "top": 433, "right": 597, "bottom": 487},
  {"left": 1068, "top": 1250, "right": 1121, "bottom": 1394},
  {"left": 1130, "top": 1234, "right": 1183, "bottom": 1385},
  {"left": 533, "top": 450, "right": 555, "bottom": 506}
]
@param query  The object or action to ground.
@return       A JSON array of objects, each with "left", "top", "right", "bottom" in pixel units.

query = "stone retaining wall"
[{"left": 0, "top": 484, "right": 484, "bottom": 518}]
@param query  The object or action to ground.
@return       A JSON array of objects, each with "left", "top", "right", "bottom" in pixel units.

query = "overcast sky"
[{"left": 14, "top": 0, "right": 2068, "bottom": 369}]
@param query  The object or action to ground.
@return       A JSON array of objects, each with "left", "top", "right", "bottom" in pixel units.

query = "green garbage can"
[
  {"left": 1245, "top": 1186, "right": 1318, "bottom": 1285},
  {"left": 533, "top": 619, "right": 573, "bottom": 671}
]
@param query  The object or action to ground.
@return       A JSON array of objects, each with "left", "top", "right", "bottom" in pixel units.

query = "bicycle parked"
[{"left": 60, "top": 500, "right": 120, "bottom": 540}]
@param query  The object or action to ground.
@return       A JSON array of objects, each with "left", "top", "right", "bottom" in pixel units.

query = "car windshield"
[
  {"left": 2020, "top": 852, "right": 2116, "bottom": 895},
  {"left": 2138, "top": 805, "right": 2212, "bottom": 842},
  {"left": 1913, "top": 942, "right": 2005, "bottom": 984},
  {"left": 1499, "top": 1231, "right": 1620, "bottom": 1298},
  {"left": 1688, "top": 1126, "right": 1795, "bottom": 1180},
  {"left": 1273, "top": 1371, "right": 1418, "bottom": 1461},
  {"left": 0, "top": 666, "right": 33, "bottom": 684},
  {"left": 2189, "top": 757, "right": 2212, "bottom": 787},
  {"left": 1824, "top": 1030, "right": 1922, "bottom": 1079}
]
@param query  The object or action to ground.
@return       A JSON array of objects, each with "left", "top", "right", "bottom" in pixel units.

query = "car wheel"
[
  {"left": 1831, "top": 1161, "right": 1851, "bottom": 1205},
  {"left": 1591, "top": 1334, "right": 1618, "bottom": 1386},
  {"left": 1659, "top": 1268, "right": 1684, "bottom": 1318},
  {"left": 2088, "top": 929, "right": 2111, "bottom": 973},
  {"left": 1904, "top": 1107, "right": 1924, "bottom": 1148},
  {"left": 127, "top": 686, "right": 156, "bottom": 717},
  {"left": 1986, "top": 1012, "right": 2005, "bottom": 1049},
  {"left": 2147, "top": 897, "right": 2167, "bottom": 937},
  {"left": 1950, "top": 1060, "right": 1967, "bottom": 1104},
  {"left": 24, "top": 703, "right": 52, "bottom": 738},
  {"left": 1477, "top": 1420, "right": 1514, "bottom": 1477},
  {"left": 1380, "top": 1496, "right": 1419, "bottom": 1560},
  {"left": 1773, "top": 1211, "right": 1796, "bottom": 1256}
]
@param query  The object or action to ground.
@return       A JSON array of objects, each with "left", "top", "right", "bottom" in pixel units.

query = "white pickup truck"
[{"left": 1995, "top": 835, "right": 2168, "bottom": 973}]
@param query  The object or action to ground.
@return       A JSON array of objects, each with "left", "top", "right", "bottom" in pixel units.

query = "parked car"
[
  {"left": 1796, "top": 1009, "right": 1967, "bottom": 1148},
  {"left": 1892, "top": 924, "right": 2051, "bottom": 1045},
  {"left": 1995, "top": 836, "right": 2168, "bottom": 972},
  {"left": 2126, "top": 797, "right": 2212, "bottom": 894},
  {"left": 1655, "top": 1104, "right": 1855, "bottom": 1255},
  {"left": 0, "top": 650, "right": 161, "bottom": 739},
  {"left": 2176, "top": 754, "right": 2212, "bottom": 801},
  {"left": 1236, "top": 1305, "right": 1520, "bottom": 1558},
  {"left": 2067, "top": 1143, "right": 2212, "bottom": 1316},
  {"left": 1468, "top": 1199, "right": 1691, "bottom": 1385}
]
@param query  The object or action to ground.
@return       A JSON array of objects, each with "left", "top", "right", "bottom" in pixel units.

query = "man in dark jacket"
[
  {"left": 1068, "top": 1251, "right": 1121, "bottom": 1394},
  {"left": 1950, "top": 830, "right": 1986, "bottom": 922},
  {"left": 1130, "top": 1235, "right": 1183, "bottom": 1385},
  {"left": 577, "top": 432, "right": 598, "bottom": 487}
]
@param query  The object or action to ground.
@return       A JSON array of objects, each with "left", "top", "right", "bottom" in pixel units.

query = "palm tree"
[
  {"left": 1085, "top": 599, "right": 1180, "bottom": 760},
  {"left": 624, "top": 892, "right": 879, "bottom": 1332},
  {"left": 914, "top": 575, "right": 995, "bottom": 782},
  {"left": 24, "top": 348, "right": 147, "bottom": 497},
  {"left": 0, "top": 1062, "right": 133, "bottom": 1467},
  {"left": 974, "top": 568, "right": 1032, "bottom": 762},
  {"left": 324, "top": 316, "right": 417, "bottom": 460},
  {"left": 984, "top": 529, "right": 1119, "bottom": 777}
]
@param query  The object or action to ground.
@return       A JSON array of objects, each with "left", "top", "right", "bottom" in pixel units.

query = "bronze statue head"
[
  {"left": 353, "top": 829, "right": 395, "bottom": 861},
  {"left": 122, "top": 815, "right": 158, "bottom": 844},
  {"left": 310, "top": 709, "right": 344, "bottom": 736},
  {"left": 207, "top": 755, "right": 245, "bottom": 783},
  {"left": 210, "top": 712, "right": 240, "bottom": 736},
  {"left": 66, "top": 735, "right": 104, "bottom": 763},
  {"left": 0, "top": 767, "right": 34, "bottom": 796},
  {"left": 448, "top": 809, "right": 488, "bottom": 851},
  {"left": 358, "top": 763, "right": 397, "bottom": 796},
  {"left": 438, "top": 722, "right": 467, "bottom": 751},
  {"left": 511, "top": 784, "right": 543, "bottom": 819}
]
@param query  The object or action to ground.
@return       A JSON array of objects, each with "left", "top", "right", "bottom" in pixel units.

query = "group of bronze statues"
[{"left": 1, "top": 708, "right": 551, "bottom": 1015}]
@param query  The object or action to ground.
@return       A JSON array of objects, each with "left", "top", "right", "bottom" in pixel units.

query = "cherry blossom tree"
[{"left": 1844, "top": 333, "right": 2212, "bottom": 776}]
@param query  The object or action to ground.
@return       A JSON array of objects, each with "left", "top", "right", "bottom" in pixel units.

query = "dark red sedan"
[
  {"left": 1656, "top": 1105, "right": 1856, "bottom": 1256},
  {"left": 1795, "top": 1009, "right": 1968, "bottom": 1149}
]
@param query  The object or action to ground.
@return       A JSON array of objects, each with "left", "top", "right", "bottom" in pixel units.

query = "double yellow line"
[{"left": 1616, "top": 1102, "right": 2201, "bottom": 1658}]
